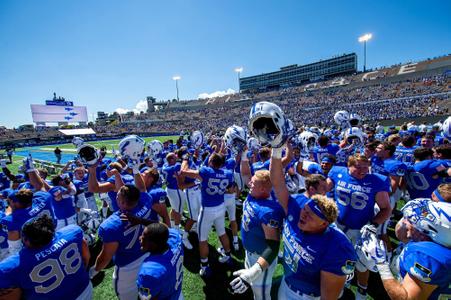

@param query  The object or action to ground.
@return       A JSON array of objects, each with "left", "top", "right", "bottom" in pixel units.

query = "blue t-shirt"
[
  {"left": 162, "top": 163, "right": 181, "bottom": 189},
  {"left": 312, "top": 144, "right": 339, "bottom": 164},
  {"left": 0, "top": 225, "right": 89, "bottom": 300},
  {"left": 282, "top": 194, "right": 356, "bottom": 296},
  {"left": 137, "top": 229, "right": 184, "bottom": 300},
  {"left": 328, "top": 166, "right": 390, "bottom": 229},
  {"left": 405, "top": 160, "right": 447, "bottom": 199},
  {"left": 3, "top": 191, "right": 56, "bottom": 232},
  {"left": 199, "top": 166, "right": 233, "bottom": 207},
  {"left": 398, "top": 241, "right": 451, "bottom": 299},
  {"left": 98, "top": 193, "right": 152, "bottom": 267},
  {"left": 241, "top": 195, "right": 284, "bottom": 254}
]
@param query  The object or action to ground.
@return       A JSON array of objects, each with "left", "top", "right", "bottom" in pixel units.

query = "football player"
[
  {"left": 90, "top": 182, "right": 154, "bottom": 300},
  {"left": 0, "top": 214, "right": 91, "bottom": 299},
  {"left": 370, "top": 201, "right": 451, "bottom": 299},
  {"left": 326, "top": 154, "right": 391, "bottom": 299},
  {"left": 270, "top": 147, "right": 357, "bottom": 299},
  {"left": 137, "top": 223, "right": 184, "bottom": 300},
  {"left": 229, "top": 169, "right": 284, "bottom": 299},
  {"left": 179, "top": 152, "right": 234, "bottom": 277}
]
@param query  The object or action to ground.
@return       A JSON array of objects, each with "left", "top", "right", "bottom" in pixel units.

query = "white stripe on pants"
[
  {"left": 245, "top": 250, "right": 278, "bottom": 300},
  {"left": 113, "top": 253, "right": 149, "bottom": 300}
]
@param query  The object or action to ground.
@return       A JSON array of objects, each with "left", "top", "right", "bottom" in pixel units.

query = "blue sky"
[{"left": 0, "top": 0, "right": 450, "bottom": 128}]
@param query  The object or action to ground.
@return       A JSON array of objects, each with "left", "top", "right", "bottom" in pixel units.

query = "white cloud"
[
  {"left": 198, "top": 88, "right": 236, "bottom": 99},
  {"left": 114, "top": 100, "right": 148, "bottom": 114}
]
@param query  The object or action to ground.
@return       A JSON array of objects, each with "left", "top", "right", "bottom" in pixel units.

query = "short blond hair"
[
  {"left": 254, "top": 170, "right": 272, "bottom": 187},
  {"left": 437, "top": 183, "right": 451, "bottom": 203},
  {"left": 347, "top": 154, "right": 369, "bottom": 167},
  {"left": 311, "top": 195, "right": 338, "bottom": 224},
  {"left": 387, "top": 134, "right": 401, "bottom": 144}
]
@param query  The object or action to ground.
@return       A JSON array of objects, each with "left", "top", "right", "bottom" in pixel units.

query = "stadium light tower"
[
  {"left": 172, "top": 75, "right": 181, "bottom": 101},
  {"left": 358, "top": 33, "right": 372, "bottom": 72},
  {"left": 234, "top": 67, "right": 243, "bottom": 93}
]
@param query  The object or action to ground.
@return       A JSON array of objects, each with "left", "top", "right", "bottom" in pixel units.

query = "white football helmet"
[
  {"left": 247, "top": 137, "right": 261, "bottom": 152},
  {"left": 72, "top": 137, "right": 84, "bottom": 148},
  {"left": 442, "top": 116, "right": 451, "bottom": 139},
  {"left": 418, "top": 124, "right": 427, "bottom": 133},
  {"left": 376, "top": 125, "right": 385, "bottom": 134},
  {"left": 224, "top": 125, "right": 247, "bottom": 154},
  {"left": 248, "top": 101, "right": 288, "bottom": 148},
  {"left": 309, "top": 126, "right": 321, "bottom": 136},
  {"left": 334, "top": 110, "right": 350, "bottom": 127},
  {"left": 299, "top": 131, "right": 318, "bottom": 151},
  {"left": 77, "top": 144, "right": 99, "bottom": 167},
  {"left": 402, "top": 200, "right": 451, "bottom": 247},
  {"left": 147, "top": 140, "right": 164, "bottom": 158},
  {"left": 344, "top": 127, "right": 365, "bottom": 146},
  {"left": 349, "top": 113, "right": 361, "bottom": 127},
  {"left": 355, "top": 229, "right": 387, "bottom": 273},
  {"left": 407, "top": 124, "right": 419, "bottom": 134},
  {"left": 190, "top": 131, "right": 204, "bottom": 149},
  {"left": 119, "top": 135, "right": 145, "bottom": 161}
]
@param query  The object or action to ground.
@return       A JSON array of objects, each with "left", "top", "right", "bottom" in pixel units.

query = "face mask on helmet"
[
  {"left": 148, "top": 140, "right": 163, "bottom": 158},
  {"left": 249, "top": 102, "right": 288, "bottom": 148},
  {"left": 78, "top": 145, "right": 99, "bottom": 167}
]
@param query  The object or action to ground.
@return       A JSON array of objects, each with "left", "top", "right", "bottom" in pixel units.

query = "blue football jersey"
[
  {"left": 147, "top": 188, "right": 167, "bottom": 222},
  {"left": 73, "top": 174, "right": 94, "bottom": 198},
  {"left": 0, "top": 225, "right": 89, "bottom": 300},
  {"left": 98, "top": 193, "right": 152, "bottom": 267},
  {"left": 107, "top": 174, "right": 135, "bottom": 212},
  {"left": 162, "top": 163, "right": 181, "bottom": 189},
  {"left": 241, "top": 195, "right": 284, "bottom": 254},
  {"left": 137, "top": 229, "right": 184, "bottom": 300},
  {"left": 3, "top": 191, "right": 56, "bottom": 232},
  {"left": 394, "top": 145, "right": 417, "bottom": 167},
  {"left": 0, "top": 173, "right": 10, "bottom": 191},
  {"left": 405, "top": 160, "right": 447, "bottom": 199},
  {"left": 0, "top": 212, "right": 8, "bottom": 250},
  {"left": 282, "top": 194, "right": 356, "bottom": 296},
  {"left": 251, "top": 160, "right": 270, "bottom": 175},
  {"left": 328, "top": 166, "right": 390, "bottom": 229},
  {"left": 312, "top": 144, "right": 339, "bottom": 164},
  {"left": 199, "top": 166, "right": 233, "bottom": 207},
  {"left": 371, "top": 157, "right": 407, "bottom": 178},
  {"left": 48, "top": 186, "right": 76, "bottom": 220},
  {"left": 398, "top": 241, "right": 451, "bottom": 299}
]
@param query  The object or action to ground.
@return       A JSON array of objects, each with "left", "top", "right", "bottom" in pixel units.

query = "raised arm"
[
  {"left": 87, "top": 165, "right": 115, "bottom": 193},
  {"left": 269, "top": 147, "right": 289, "bottom": 214}
]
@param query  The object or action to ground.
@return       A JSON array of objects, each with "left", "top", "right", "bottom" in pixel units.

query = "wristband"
[
  {"left": 271, "top": 147, "right": 283, "bottom": 159},
  {"left": 241, "top": 151, "right": 249, "bottom": 162},
  {"left": 377, "top": 263, "right": 394, "bottom": 281}
]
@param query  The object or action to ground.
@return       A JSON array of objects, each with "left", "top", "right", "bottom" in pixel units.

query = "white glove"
[
  {"left": 230, "top": 263, "right": 263, "bottom": 294},
  {"left": 127, "top": 159, "right": 140, "bottom": 175},
  {"left": 24, "top": 155, "right": 36, "bottom": 173},
  {"left": 89, "top": 266, "right": 99, "bottom": 279},
  {"left": 271, "top": 147, "right": 283, "bottom": 159},
  {"left": 360, "top": 224, "right": 378, "bottom": 241}
]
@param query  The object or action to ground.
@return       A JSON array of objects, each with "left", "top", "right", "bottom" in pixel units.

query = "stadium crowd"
[
  {"left": 0, "top": 101, "right": 450, "bottom": 300},
  {"left": 0, "top": 71, "right": 449, "bottom": 148}
]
